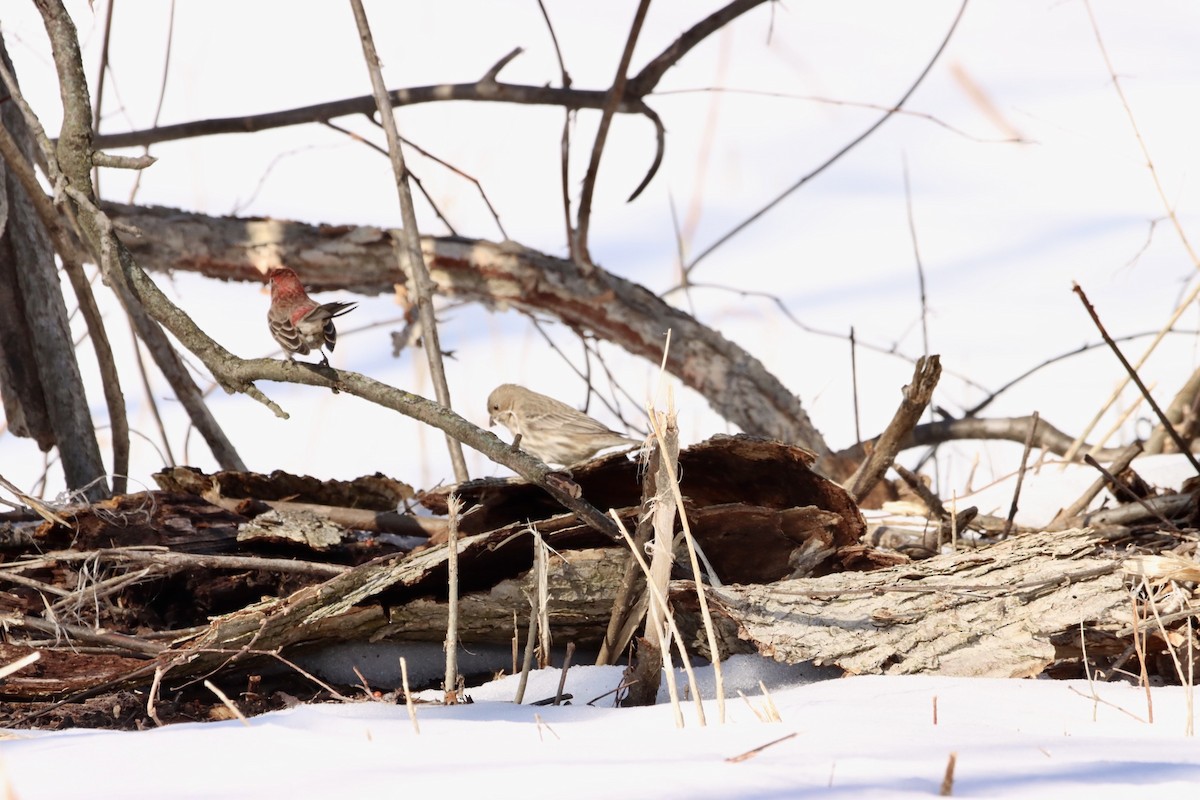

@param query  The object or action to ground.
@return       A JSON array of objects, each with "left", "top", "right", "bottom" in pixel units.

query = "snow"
[
  {"left": 3, "top": 0, "right": 1200, "bottom": 796},
  {"left": 4, "top": 660, "right": 1200, "bottom": 799}
]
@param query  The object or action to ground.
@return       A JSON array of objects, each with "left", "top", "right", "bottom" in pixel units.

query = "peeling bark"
[{"left": 704, "top": 528, "right": 1129, "bottom": 678}]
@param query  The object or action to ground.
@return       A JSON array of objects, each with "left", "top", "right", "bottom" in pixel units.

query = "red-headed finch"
[
  {"left": 266, "top": 267, "right": 357, "bottom": 366},
  {"left": 487, "top": 383, "right": 641, "bottom": 466}
]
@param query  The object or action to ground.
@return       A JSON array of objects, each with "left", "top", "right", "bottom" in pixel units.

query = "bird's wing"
[
  {"left": 268, "top": 308, "right": 310, "bottom": 355},
  {"left": 524, "top": 404, "right": 623, "bottom": 438}
]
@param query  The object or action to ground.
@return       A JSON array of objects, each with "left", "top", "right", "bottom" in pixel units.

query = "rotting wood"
[{"left": 696, "top": 527, "right": 1129, "bottom": 678}]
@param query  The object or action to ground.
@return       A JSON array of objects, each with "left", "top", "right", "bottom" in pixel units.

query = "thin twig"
[
  {"left": 850, "top": 327, "right": 862, "bottom": 444},
  {"left": 574, "top": 0, "right": 652, "bottom": 266},
  {"left": 204, "top": 679, "right": 249, "bottom": 727},
  {"left": 725, "top": 732, "right": 798, "bottom": 764},
  {"left": 903, "top": 157, "right": 930, "bottom": 358},
  {"left": 554, "top": 641, "right": 575, "bottom": 706},
  {"left": 1082, "top": 454, "right": 1181, "bottom": 533},
  {"left": 1072, "top": 282, "right": 1200, "bottom": 474},
  {"left": 535, "top": 0, "right": 577, "bottom": 259},
  {"left": 400, "top": 656, "right": 420, "bottom": 734},
  {"left": 513, "top": 599, "right": 538, "bottom": 705},
  {"left": 128, "top": 0, "right": 176, "bottom": 203},
  {"left": 1052, "top": 441, "right": 1142, "bottom": 527},
  {"left": 1003, "top": 411, "right": 1038, "bottom": 536},
  {"left": 4, "top": 613, "right": 163, "bottom": 657},
  {"left": 348, "top": 0, "right": 470, "bottom": 483},
  {"left": 686, "top": 0, "right": 969, "bottom": 272}
]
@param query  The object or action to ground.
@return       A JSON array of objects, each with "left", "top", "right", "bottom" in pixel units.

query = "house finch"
[
  {"left": 266, "top": 267, "right": 357, "bottom": 366},
  {"left": 487, "top": 383, "right": 641, "bottom": 466}
]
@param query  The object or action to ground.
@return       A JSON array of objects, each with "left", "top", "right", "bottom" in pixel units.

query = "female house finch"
[
  {"left": 266, "top": 267, "right": 357, "bottom": 366},
  {"left": 487, "top": 383, "right": 641, "bottom": 466}
]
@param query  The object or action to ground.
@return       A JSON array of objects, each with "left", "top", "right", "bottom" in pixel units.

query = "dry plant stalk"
[
  {"left": 0, "top": 652, "right": 40, "bottom": 682},
  {"left": 725, "top": 732, "right": 798, "bottom": 764},
  {"left": 655, "top": 620, "right": 685, "bottom": 729},
  {"left": 1141, "top": 576, "right": 1195, "bottom": 734},
  {"left": 1066, "top": 2, "right": 1200, "bottom": 460},
  {"left": 535, "top": 531, "right": 551, "bottom": 669},
  {"left": 399, "top": 656, "right": 420, "bottom": 734},
  {"left": 610, "top": 510, "right": 700, "bottom": 728},
  {"left": 203, "top": 680, "right": 249, "bottom": 727},
  {"left": 940, "top": 752, "right": 957, "bottom": 796},
  {"left": 1070, "top": 282, "right": 1200, "bottom": 475},
  {"left": 443, "top": 495, "right": 461, "bottom": 704},
  {"left": 512, "top": 532, "right": 548, "bottom": 706},
  {"left": 146, "top": 665, "right": 165, "bottom": 727},
  {"left": 1128, "top": 593, "right": 1153, "bottom": 724},
  {"left": 645, "top": 401, "right": 727, "bottom": 724}
]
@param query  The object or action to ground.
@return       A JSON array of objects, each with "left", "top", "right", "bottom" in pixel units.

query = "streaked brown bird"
[
  {"left": 266, "top": 267, "right": 357, "bottom": 366},
  {"left": 487, "top": 383, "right": 640, "bottom": 466}
]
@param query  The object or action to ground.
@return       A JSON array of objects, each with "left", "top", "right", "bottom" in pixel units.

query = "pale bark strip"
[
  {"left": 707, "top": 528, "right": 1129, "bottom": 678},
  {"left": 103, "top": 202, "right": 828, "bottom": 454}
]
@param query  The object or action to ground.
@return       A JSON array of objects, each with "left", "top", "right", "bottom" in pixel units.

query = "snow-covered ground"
[
  {"left": 4, "top": 658, "right": 1199, "bottom": 799},
  {"left": 3, "top": 1, "right": 1200, "bottom": 797}
]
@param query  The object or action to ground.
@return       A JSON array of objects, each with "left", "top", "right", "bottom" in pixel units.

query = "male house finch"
[
  {"left": 487, "top": 383, "right": 641, "bottom": 466},
  {"left": 266, "top": 267, "right": 357, "bottom": 366}
]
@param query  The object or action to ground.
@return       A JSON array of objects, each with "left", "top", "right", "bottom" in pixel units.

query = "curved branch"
[
  {"left": 627, "top": 106, "right": 665, "bottom": 202},
  {"left": 828, "top": 415, "right": 1128, "bottom": 466},
  {"left": 103, "top": 201, "right": 830, "bottom": 455},
  {"left": 628, "top": 0, "right": 770, "bottom": 95},
  {"left": 91, "top": 78, "right": 656, "bottom": 152}
]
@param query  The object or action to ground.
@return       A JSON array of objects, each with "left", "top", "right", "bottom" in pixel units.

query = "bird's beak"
[{"left": 487, "top": 414, "right": 496, "bottom": 427}]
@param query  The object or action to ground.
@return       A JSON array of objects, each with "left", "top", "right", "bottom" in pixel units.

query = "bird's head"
[{"left": 487, "top": 384, "right": 520, "bottom": 428}]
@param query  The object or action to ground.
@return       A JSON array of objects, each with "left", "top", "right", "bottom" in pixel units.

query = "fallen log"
[{"left": 697, "top": 527, "right": 1131, "bottom": 678}]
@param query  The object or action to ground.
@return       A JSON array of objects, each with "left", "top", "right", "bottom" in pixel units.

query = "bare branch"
[
  {"left": 575, "top": 0, "right": 651, "bottom": 266},
  {"left": 686, "top": 0, "right": 969, "bottom": 273},
  {"left": 830, "top": 414, "right": 1127, "bottom": 467},
  {"left": 1073, "top": 281, "right": 1200, "bottom": 475},
  {"left": 91, "top": 151, "right": 156, "bottom": 170},
  {"left": 349, "top": 0, "right": 469, "bottom": 483},
  {"left": 91, "top": 75, "right": 656, "bottom": 151},
  {"left": 842, "top": 355, "right": 941, "bottom": 503},
  {"left": 628, "top": 0, "right": 769, "bottom": 96}
]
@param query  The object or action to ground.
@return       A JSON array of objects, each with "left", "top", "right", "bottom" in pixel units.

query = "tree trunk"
[{"left": 0, "top": 38, "right": 108, "bottom": 500}]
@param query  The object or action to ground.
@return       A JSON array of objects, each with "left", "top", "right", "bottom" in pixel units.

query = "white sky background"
[{"left": 3, "top": 1, "right": 1200, "bottom": 501}]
